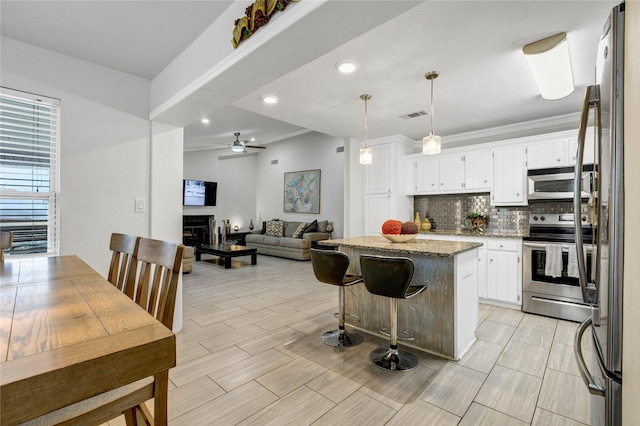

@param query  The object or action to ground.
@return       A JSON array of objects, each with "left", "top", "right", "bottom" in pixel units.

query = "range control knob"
[
  {"left": 540, "top": 216, "right": 546, "bottom": 221},
  {"left": 533, "top": 216, "right": 539, "bottom": 221},
  {"left": 582, "top": 215, "right": 588, "bottom": 222}
]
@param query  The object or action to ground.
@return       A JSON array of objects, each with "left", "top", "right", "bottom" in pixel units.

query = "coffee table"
[{"left": 195, "top": 244, "right": 258, "bottom": 269}]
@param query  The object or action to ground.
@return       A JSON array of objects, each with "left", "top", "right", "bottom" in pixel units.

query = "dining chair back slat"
[
  {"left": 108, "top": 233, "right": 140, "bottom": 292},
  {"left": 130, "top": 238, "right": 184, "bottom": 330}
]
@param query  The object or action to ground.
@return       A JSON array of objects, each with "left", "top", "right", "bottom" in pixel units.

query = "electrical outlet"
[{"left": 135, "top": 198, "right": 146, "bottom": 213}]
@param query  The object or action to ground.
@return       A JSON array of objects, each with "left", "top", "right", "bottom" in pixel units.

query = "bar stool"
[
  {"left": 359, "top": 254, "right": 427, "bottom": 371},
  {"left": 310, "top": 248, "right": 364, "bottom": 347}
]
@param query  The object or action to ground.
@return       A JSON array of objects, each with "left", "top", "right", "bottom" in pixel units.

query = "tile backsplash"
[{"left": 414, "top": 193, "right": 577, "bottom": 235}]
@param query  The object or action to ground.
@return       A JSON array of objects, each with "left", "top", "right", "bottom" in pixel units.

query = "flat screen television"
[{"left": 183, "top": 180, "right": 217, "bottom": 206}]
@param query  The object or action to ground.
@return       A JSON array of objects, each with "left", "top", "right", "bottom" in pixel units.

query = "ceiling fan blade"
[{"left": 244, "top": 145, "right": 267, "bottom": 149}]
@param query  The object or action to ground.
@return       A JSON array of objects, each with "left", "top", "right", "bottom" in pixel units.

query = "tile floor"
[{"left": 107, "top": 254, "right": 594, "bottom": 425}]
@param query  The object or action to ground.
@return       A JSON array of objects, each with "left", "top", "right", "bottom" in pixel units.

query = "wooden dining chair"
[
  {"left": 108, "top": 233, "right": 140, "bottom": 292},
  {"left": 22, "top": 238, "right": 184, "bottom": 426},
  {"left": 1, "top": 231, "right": 13, "bottom": 261}
]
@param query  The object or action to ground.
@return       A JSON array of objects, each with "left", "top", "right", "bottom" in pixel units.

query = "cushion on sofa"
[
  {"left": 316, "top": 220, "right": 328, "bottom": 233},
  {"left": 280, "top": 238, "right": 308, "bottom": 249},
  {"left": 262, "top": 235, "right": 283, "bottom": 246},
  {"left": 284, "top": 221, "right": 303, "bottom": 237},
  {"left": 245, "top": 234, "right": 265, "bottom": 244},
  {"left": 304, "top": 220, "right": 317, "bottom": 233},
  {"left": 292, "top": 223, "right": 308, "bottom": 238},
  {"left": 266, "top": 221, "right": 284, "bottom": 237}
]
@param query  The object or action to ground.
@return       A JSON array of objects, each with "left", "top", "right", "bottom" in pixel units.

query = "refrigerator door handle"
[
  {"left": 574, "top": 84, "right": 599, "bottom": 304},
  {"left": 574, "top": 317, "right": 605, "bottom": 396}
]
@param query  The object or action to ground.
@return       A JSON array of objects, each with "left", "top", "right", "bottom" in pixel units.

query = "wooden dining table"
[{"left": 0, "top": 255, "right": 176, "bottom": 425}]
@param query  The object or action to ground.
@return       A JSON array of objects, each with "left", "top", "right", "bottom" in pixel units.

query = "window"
[{"left": 0, "top": 88, "right": 60, "bottom": 256}]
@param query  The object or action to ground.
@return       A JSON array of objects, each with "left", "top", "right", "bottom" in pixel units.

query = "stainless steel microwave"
[{"left": 527, "top": 165, "right": 594, "bottom": 200}]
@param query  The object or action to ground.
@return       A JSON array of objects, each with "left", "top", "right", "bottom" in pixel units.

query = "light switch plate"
[{"left": 135, "top": 198, "right": 146, "bottom": 213}]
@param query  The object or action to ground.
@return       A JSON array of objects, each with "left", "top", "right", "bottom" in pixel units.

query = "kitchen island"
[{"left": 319, "top": 236, "right": 482, "bottom": 360}]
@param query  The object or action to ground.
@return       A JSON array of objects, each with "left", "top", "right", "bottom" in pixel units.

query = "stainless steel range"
[{"left": 522, "top": 212, "right": 593, "bottom": 322}]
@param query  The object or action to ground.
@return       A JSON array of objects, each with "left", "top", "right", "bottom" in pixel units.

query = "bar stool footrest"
[
  {"left": 379, "top": 327, "right": 415, "bottom": 341},
  {"left": 334, "top": 312, "right": 361, "bottom": 324}
]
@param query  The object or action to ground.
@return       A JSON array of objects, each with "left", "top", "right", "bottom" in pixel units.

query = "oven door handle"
[
  {"left": 523, "top": 242, "right": 592, "bottom": 253},
  {"left": 574, "top": 84, "right": 599, "bottom": 304}
]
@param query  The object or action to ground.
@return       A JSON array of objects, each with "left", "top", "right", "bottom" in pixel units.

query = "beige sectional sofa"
[{"left": 245, "top": 219, "right": 331, "bottom": 260}]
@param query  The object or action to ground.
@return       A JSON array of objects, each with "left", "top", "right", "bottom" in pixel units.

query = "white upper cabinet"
[
  {"left": 464, "top": 149, "right": 492, "bottom": 190},
  {"left": 409, "top": 148, "right": 492, "bottom": 195},
  {"left": 526, "top": 139, "right": 567, "bottom": 169},
  {"left": 526, "top": 127, "right": 596, "bottom": 169},
  {"left": 438, "top": 154, "right": 465, "bottom": 191},
  {"left": 364, "top": 143, "right": 392, "bottom": 194},
  {"left": 414, "top": 156, "right": 439, "bottom": 193},
  {"left": 567, "top": 127, "right": 595, "bottom": 166},
  {"left": 492, "top": 145, "right": 526, "bottom": 206}
]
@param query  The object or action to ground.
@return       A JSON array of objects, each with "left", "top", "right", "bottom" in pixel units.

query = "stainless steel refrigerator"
[{"left": 573, "top": 3, "right": 624, "bottom": 426}]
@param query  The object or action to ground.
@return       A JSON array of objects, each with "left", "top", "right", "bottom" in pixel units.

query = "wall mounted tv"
[{"left": 183, "top": 180, "right": 217, "bottom": 206}]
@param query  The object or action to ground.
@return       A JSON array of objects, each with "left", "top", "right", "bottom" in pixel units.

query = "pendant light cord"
[
  {"left": 360, "top": 94, "right": 371, "bottom": 148},
  {"left": 429, "top": 77, "right": 434, "bottom": 135}
]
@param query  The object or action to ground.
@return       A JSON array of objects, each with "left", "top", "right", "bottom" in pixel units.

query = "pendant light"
[
  {"left": 359, "top": 94, "right": 372, "bottom": 165},
  {"left": 423, "top": 71, "right": 441, "bottom": 155}
]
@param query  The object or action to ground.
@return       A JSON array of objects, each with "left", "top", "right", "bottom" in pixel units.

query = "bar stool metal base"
[
  {"left": 369, "top": 347, "right": 418, "bottom": 371},
  {"left": 322, "top": 329, "right": 363, "bottom": 347}
]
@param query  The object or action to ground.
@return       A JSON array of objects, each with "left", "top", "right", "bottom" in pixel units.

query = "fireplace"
[{"left": 182, "top": 215, "right": 215, "bottom": 247}]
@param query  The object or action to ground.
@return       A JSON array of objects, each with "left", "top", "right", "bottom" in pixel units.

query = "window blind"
[{"left": 0, "top": 88, "right": 60, "bottom": 256}]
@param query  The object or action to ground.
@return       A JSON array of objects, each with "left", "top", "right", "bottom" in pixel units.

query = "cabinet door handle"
[{"left": 489, "top": 259, "right": 494, "bottom": 262}]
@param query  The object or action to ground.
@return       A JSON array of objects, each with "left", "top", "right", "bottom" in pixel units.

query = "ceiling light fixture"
[
  {"left": 336, "top": 60, "right": 359, "bottom": 74},
  {"left": 523, "top": 32, "right": 574, "bottom": 100},
  {"left": 423, "top": 71, "right": 441, "bottom": 155},
  {"left": 231, "top": 132, "right": 245, "bottom": 153},
  {"left": 261, "top": 95, "right": 279, "bottom": 104},
  {"left": 201, "top": 118, "right": 210, "bottom": 124},
  {"left": 359, "top": 94, "right": 372, "bottom": 165}
]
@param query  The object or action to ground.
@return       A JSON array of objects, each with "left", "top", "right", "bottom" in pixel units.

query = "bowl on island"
[{"left": 380, "top": 233, "right": 418, "bottom": 243}]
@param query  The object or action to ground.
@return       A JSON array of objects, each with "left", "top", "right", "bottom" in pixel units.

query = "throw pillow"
[
  {"left": 317, "top": 220, "right": 328, "bottom": 233},
  {"left": 266, "top": 221, "right": 284, "bottom": 237},
  {"left": 284, "top": 221, "right": 300, "bottom": 238},
  {"left": 304, "top": 219, "right": 318, "bottom": 233},
  {"left": 292, "top": 222, "right": 308, "bottom": 238}
]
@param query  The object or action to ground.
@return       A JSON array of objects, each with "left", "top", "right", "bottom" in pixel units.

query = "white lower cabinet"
[
  {"left": 416, "top": 234, "right": 522, "bottom": 307},
  {"left": 486, "top": 239, "right": 522, "bottom": 306}
]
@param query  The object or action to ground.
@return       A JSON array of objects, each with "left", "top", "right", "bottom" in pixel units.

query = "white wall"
[
  {"left": 151, "top": 123, "right": 185, "bottom": 331},
  {"left": 182, "top": 149, "right": 258, "bottom": 233},
  {"left": 0, "top": 37, "right": 152, "bottom": 274},
  {"left": 254, "top": 132, "right": 345, "bottom": 237},
  {"left": 184, "top": 132, "right": 345, "bottom": 238}
]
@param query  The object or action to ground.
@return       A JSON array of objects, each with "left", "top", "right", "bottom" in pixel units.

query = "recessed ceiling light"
[
  {"left": 201, "top": 118, "right": 210, "bottom": 124},
  {"left": 261, "top": 95, "right": 279, "bottom": 104},
  {"left": 336, "top": 60, "right": 359, "bottom": 74}
]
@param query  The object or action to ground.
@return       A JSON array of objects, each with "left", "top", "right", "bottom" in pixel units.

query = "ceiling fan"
[{"left": 229, "top": 132, "right": 267, "bottom": 153}]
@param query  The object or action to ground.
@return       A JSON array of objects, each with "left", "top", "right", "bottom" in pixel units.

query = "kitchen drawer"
[{"left": 487, "top": 239, "right": 519, "bottom": 251}]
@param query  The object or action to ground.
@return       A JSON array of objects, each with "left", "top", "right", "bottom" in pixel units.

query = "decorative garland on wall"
[{"left": 232, "top": 0, "right": 301, "bottom": 48}]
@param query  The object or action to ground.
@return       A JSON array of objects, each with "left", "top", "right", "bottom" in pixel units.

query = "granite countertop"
[
  {"left": 321, "top": 236, "right": 482, "bottom": 257},
  {"left": 420, "top": 229, "right": 528, "bottom": 239}
]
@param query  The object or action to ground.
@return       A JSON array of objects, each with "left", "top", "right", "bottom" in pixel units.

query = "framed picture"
[{"left": 284, "top": 169, "right": 321, "bottom": 214}]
